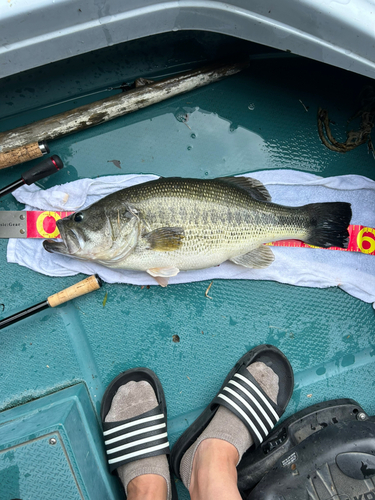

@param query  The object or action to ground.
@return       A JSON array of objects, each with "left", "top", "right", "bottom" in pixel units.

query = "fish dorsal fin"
[
  {"left": 230, "top": 245, "right": 275, "bottom": 269},
  {"left": 144, "top": 227, "right": 185, "bottom": 251},
  {"left": 217, "top": 176, "right": 271, "bottom": 202}
]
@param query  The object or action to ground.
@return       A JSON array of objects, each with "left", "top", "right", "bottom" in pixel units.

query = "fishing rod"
[
  {"left": 0, "top": 155, "right": 63, "bottom": 198},
  {"left": 0, "top": 274, "right": 102, "bottom": 330},
  {"left": 0, "top": 60, "right": 249, "bottom": 170}
]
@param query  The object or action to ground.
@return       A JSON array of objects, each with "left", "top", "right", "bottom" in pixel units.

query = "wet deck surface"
[{"left": 1, "top": 32, "right": 374, "bottom": 499}]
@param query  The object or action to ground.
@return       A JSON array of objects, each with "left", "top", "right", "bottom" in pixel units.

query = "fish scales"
[
  {"left": 100, "top": 178, "right": 311, "bottom": 270},
  {"left": 43, "top": 176, "right": 352, "bottom": 283}
]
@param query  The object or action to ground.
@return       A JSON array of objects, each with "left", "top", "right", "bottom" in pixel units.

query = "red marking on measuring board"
[
  {"left": 266, "top": 225, "right": 375, "bottom": 256},
  {"left": 26, "top": 211, "right": 73, "bottom": 238}
]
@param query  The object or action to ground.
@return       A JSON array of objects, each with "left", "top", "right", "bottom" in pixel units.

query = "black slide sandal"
[
  {"left": 101, "top": 367, "right": 178, "bottom": 499},
  {"left": 170, "top": 344, "right": 294, "bottom": 480}
]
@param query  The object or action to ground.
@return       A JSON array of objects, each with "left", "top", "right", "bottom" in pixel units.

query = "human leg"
[
  {"left": 101, "top": 369, "right": 176, "bottom": 500},
  {"left": 126, "top": 473, "right": 167, "bottom": 500},
  {"left": 189, "top": 438, "right": 241, "bottom": 500},
  {"left": 171, "top": 345, "right": 294, "bottom": 499}
]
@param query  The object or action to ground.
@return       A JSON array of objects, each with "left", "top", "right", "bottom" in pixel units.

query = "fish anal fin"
[
  {"left": 144, "top": 227, "right": 185, "bottom": 251},
  {"left": 217, "top": 176, "right": 271, "bottom": 202},
  {"left": 230, "top": 245, "right": 275, "bottom": 269}
]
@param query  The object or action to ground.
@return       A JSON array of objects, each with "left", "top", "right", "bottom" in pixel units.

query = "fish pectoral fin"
[
  {"left": 144, "top": 227, "right": 185, "bottom": 251},
  {"left": 230, "top": 245, "right": 275, "bottom": 269},
  {"left": 217, "top": 176, "right": 271, "bottom": 202},
  {"left": 147, "top": 267, "right": 180, "bottom": 277}
]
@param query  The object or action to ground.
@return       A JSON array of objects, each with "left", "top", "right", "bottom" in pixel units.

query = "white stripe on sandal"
[
  {"left": 223, "top": 386, "right": 270, "bottom": 435},
  {"left": 108, "top": 442, "right": 170, "bottom": 465},
  {"left": 228, "top": 379, "right": 275, "bottom": 429},
  {"left": 105, "top": 423, "right": 166, "bottom": 445},
  {"left": 103, "top": 413, "right": 165, "bottom": 436},
  {"left": 217, "top": 393, "right": 263, "bottom": 443},
  {"left": 106, "top": 432, "right": 169, "bottom": 455},
  {"left": 234, "top": 373, "right": 279, "bottom": 420}
]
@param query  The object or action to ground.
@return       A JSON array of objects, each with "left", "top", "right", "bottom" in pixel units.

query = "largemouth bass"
[{"left": 43, "top": 177, "right": 352, "bottom": 286}]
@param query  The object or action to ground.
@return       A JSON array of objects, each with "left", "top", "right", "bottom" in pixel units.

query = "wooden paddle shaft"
[
  {"left": 47, "top": 274, "right": 102, "bottom": 307},
  {"left": 0, "top": 60, "right": 248, "bottom": 169}
]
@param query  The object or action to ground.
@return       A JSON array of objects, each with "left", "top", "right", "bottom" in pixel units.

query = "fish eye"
[{"left": 74, "top": 212, "right": 84, "bottom": 222}]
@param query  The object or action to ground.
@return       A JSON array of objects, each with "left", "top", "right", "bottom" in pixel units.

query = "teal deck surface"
[
  {"left": 0, "top": 32, "right": 374, "bottom": 499},
  {"left": 0, "top": 384, "right": 121, "bottom": 500}
]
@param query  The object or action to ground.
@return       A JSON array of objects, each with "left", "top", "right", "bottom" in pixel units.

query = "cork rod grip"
[
  {"left": 0, "top": 142, "right": 43, "bottom": 170},
  {"left": 47, "top": 274, "right": 102, "bottom": 307}
]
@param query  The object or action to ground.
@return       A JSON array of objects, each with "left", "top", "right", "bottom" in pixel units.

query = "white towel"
[{"left": 7, "top": 170, "right": 375, "bottom": 307}]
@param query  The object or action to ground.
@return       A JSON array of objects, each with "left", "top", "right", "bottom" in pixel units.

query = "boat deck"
[{"left": 0, "top": 32, "right": 374, "bottom": 500}]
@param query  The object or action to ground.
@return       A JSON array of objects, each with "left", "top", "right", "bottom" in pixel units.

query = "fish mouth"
[{"left": 43, "top": 221, "right": 81, "bottom": 255}]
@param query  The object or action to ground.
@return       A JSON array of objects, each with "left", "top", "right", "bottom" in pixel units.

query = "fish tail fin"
[{"left": 303, "top": 202, "right": 352, "bottom": 248}]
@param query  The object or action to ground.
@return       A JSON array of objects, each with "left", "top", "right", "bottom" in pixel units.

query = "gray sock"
[
  {"left": 105, "top": 380, "right": 171, "bottom": 499},
  {"left": 179, "top": 362, "right": 279, "bottom": 489}
]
